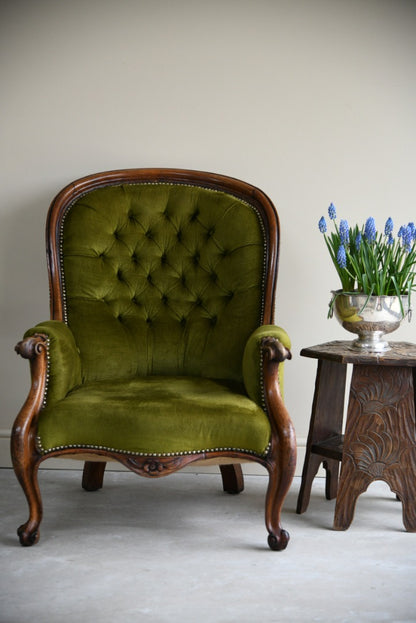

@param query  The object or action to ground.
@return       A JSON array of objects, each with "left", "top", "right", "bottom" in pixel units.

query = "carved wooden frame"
[{"left": 11, "top": 168, "right": 296, "bottom": 550}]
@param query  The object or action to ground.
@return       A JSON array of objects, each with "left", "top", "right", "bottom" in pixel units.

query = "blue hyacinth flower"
[
  {"left": 318, "top": 216, "right": 327, "bottom": 233},
  {"left": 328, "top": 203, "right": 336, "bottom": 220},
  {"left": 402, "top": 225, "right": 413, "bottom": 252},
  {"left": 384, "top": 217, "right": 393, "bottom": 236},
  {"left": 364, "top": 217, "right": 376, "bottom": 243},
  {"left": 355, "top": 232, "right": 362, "bottom": 251},
  {"left": 337, "top": 244, "right": 347, "bottom": 268},
  {"left": 339, "top": 219, "right": 349, "bottom": 244}
]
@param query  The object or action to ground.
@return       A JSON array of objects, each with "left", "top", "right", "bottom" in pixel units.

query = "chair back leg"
[
  {"left": 82, "top": 461, "right": 106, "bottom": 491},
  {"left": 220, "top": 464, "right": 244, "bottom": 494}
]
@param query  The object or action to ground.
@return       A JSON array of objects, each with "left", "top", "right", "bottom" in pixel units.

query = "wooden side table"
[{"left": 296, "top": 340, "right": 416, "bottom": 531}]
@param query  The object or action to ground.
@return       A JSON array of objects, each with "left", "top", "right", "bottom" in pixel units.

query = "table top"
[{"left": 300, "top": 340, "right": 416, "bottom": 366}]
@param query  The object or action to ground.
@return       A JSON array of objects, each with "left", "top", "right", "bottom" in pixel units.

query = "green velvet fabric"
[
  {"left": 24, "top": 320, "right": 82, "bottom": 404},
  {"left": 243, "top": 325, "right": 291, "bottom": 406},
  {"left": 62, "top": 184, "right": 265, "bottom": 384},
  {"left": 37, "top": 376, "right": 271, "bottom": 456}
]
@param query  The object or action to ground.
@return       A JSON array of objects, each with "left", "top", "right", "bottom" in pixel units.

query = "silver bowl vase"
[{"left": 330, "top": 290, "right": 411, "bottom": 352}]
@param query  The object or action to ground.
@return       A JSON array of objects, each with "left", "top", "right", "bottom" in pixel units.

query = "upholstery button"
[
  {"left": 161, "top": 294, "right": 168, "bottom": 305},
  {"left": 117, "top": 269, "right": 123, "bottom": 281},
  {"left": 190, "top": 209, "right": 200, "bottom": 222},
  {"left": 161, "top": 253, "right": 167, "bottom": 264},
  {"left": 147, "top": 273, "right": 153, "bottom": 284},
  {"left": 176, "top": 229, "right": 182, "bottom": 242}
]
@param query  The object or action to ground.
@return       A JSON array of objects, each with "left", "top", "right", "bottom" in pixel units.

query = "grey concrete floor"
[{"left": 1, "top": 468, "right": 415, "bottom": 623}]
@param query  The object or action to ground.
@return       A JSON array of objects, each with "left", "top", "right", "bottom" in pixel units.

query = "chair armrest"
[
  {"left": 242, "top": 324, "right": 291, "bottom": 407},
  {"left": 17, "top": 320, "right": 82, "bottom": 405}
]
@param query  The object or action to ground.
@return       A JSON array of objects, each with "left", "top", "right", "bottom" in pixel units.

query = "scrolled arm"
[
  {"left": 12, "top": 332, "right": 50, "bottom": 470},
  {"left": 14, "top": 333, "right": 50, "bottom": 427},
  {"left": 19, "top": 320, "right": 82, "bottom": 406},
  {"left": 243, "top": 325, "right": 296, "bottom": 501},
  {"left": 242, "top": 324, "right": 291, "bottom": 407},
  {"left": 15, "top": 333, "right": 49, "bottom": 360},
  {"left": 260, "top": 335, "right": 292, "bottom": 366}
]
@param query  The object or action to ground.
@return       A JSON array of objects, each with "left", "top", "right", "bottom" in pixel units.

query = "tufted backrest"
[{"left": 47, "top": 170, "right": 278, "bottom": 384}]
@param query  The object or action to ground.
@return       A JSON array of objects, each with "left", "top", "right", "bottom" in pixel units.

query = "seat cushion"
[{"left": 37, "top": 376, "right": 271, "bottom": 458}]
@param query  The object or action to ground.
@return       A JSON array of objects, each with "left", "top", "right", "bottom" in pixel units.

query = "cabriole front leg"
[
  {"left": 13, "top": 454, "right": 43, "bottom": 546},
  {"left": 261, "top": 337, "right": 297, "bottom": 550},
  {"left": 265, "top": 461, "right": 291, "bottom": 551}
]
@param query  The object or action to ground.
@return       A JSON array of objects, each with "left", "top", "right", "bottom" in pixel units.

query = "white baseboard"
[{"left": 1, "top": 429, "right": 309, "bottom": 477}]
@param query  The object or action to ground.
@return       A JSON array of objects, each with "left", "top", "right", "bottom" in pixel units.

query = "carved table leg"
[
  {"left": 323, "top": 458, "right": 340, "bottom": 500},
  {"left": 297, "top": 359, "right": 346, "bottom": 514},
  {"left": 296, "top": 454, "right": 323, "bottom": 514},
  {"left": 334, "top": 364, "right": 416, "bottom": 531},
  {"left": 220, "top": 464, "right": 244, "bottom": 494},
  {"left": 82, "top": 461, "right": 106, "bottom": 491}
]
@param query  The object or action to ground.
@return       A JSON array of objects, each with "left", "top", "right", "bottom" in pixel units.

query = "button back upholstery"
[
  {"left": 12, "top": 168, "right": 296, "bottom": 550},
  {"left": 62, "top": 182, "right": 265, "bottom": 383}
]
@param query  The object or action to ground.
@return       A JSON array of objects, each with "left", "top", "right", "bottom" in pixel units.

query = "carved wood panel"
[{"left": 334, "top": 364, "right": 416, "bottom": 531}]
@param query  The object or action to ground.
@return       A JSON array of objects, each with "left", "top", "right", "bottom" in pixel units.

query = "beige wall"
[{"left": 1, "top": 0, "right": 415, "bottom": 473}]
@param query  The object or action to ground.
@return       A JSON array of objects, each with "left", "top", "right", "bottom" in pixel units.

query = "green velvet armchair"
[{"left": 12, "top": 168, "right": 296, "bottom": 550}]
